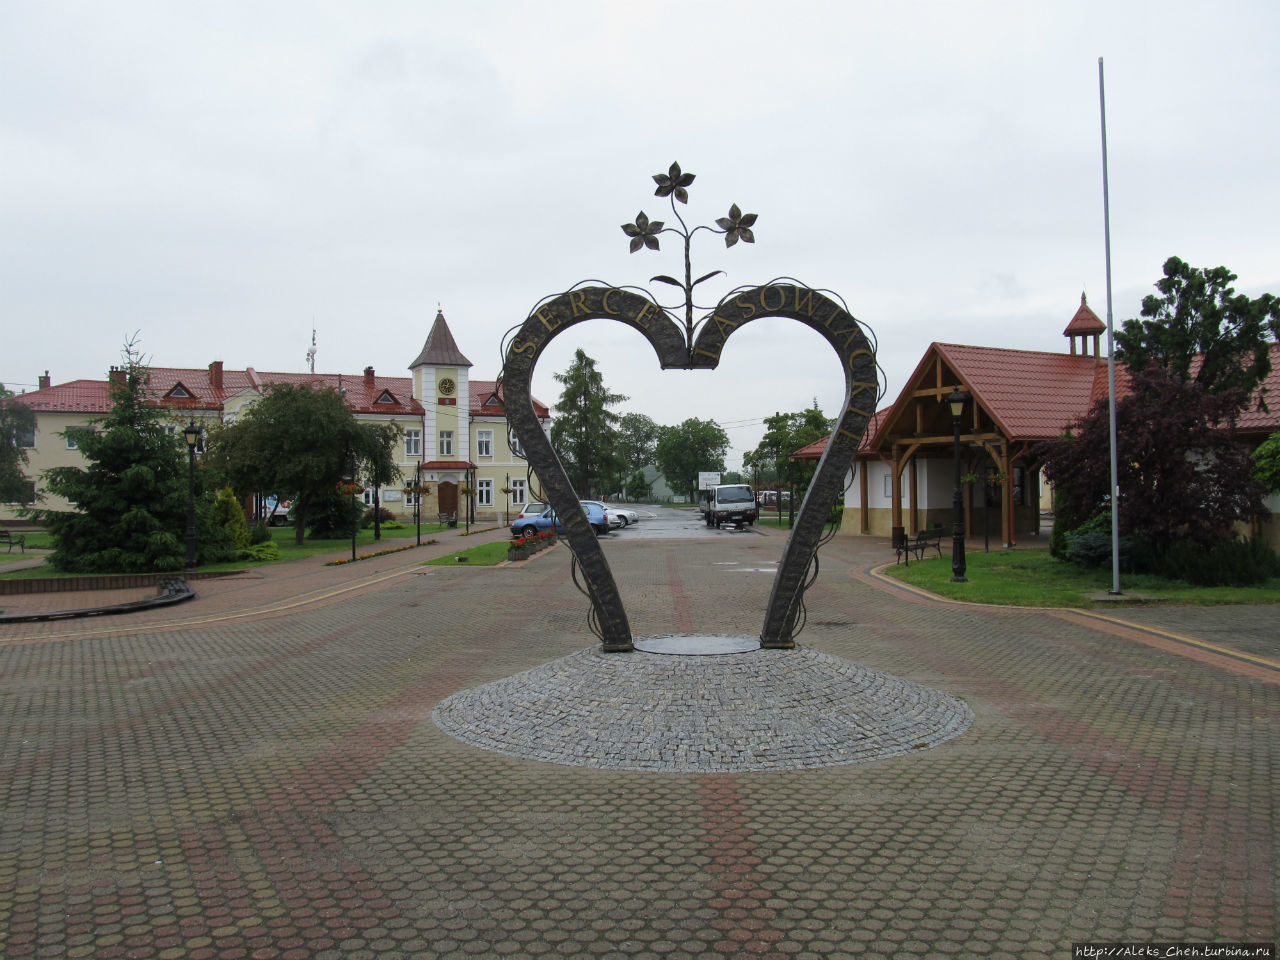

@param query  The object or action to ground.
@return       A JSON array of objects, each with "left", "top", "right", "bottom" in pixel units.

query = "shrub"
[
  {"left": 361, "top": 505, "right": 398, "bottom": 527},
  {"left": 248, "top": 521, "right": 272, "bottom": 545},
  {"left": 211, "top": 487, "right": 251, "bottom": 549},
  {"left": 1063, "top": 512, "right": 1130, "bottom": 568},
  {"left": 237, "top": 541, "right": 280, "bottom": 562},
  {"left": 1147, "top": 536, "right": 1280, "bottom": 586}
]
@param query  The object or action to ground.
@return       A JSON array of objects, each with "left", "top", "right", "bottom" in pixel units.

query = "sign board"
[{"left": 697, "top": 471, "right": 721, "bottom": 491}]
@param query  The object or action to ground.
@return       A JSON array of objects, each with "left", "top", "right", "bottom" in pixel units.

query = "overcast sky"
[{"left": 3, "top": 1, "right": 1277, "bottom": 467}]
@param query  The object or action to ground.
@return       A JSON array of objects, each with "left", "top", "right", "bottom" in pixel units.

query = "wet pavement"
[{"left": 0, "top": 519, "right": 1276, "bottom": 958}]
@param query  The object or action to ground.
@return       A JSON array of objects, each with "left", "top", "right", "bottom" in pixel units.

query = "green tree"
[
  {"left": 1037, "top": 368, "right": 1268, "bottom": 555},
  {"left": 41, "top": 345, "right": 195, "bottom": 572},
  {"left": 207, "top": 382, "right": 372, "bottom": 545},
  {"left": 1253, "top": 430, "right": 1280, "bottom": 495},
  {"left": 0, "top": 384, "right": 36, "bottom": 505},
  {"left": 1116, "top": 256, "right": 1280, "bottom": 405},
  {"left": 616, "top": 413, "right": 660, "bottom": 467},
  {"left": 615, "top": 412, "right": 661, "bottom": 499},
  {"left": 655, "top": 418, "right": 729, "bottom": 501},
  {"left": 744, "top": 402, "right": 832, "bottom": 492},
  {"left": 355, "top": 421, "right": 403, "bottom": 540},
  {"left": 549, "top": 349, "right": 627, "bottom": 498}
]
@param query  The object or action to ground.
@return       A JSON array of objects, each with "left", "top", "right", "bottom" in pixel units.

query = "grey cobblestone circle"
[{"left": 432, "top": 642, "right": 974, "bottom": 771}]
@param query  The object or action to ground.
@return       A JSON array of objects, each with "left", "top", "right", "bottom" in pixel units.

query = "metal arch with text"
[{"left": 503, "top": 283, "right": 875, "bottom": 652}]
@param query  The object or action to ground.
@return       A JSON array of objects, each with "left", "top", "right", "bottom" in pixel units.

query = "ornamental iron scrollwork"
[{"left": 501, "top": 164, "right": 880, "bottom": 652}]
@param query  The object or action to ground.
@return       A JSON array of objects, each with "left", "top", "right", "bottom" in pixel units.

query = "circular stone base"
[
  {"left": 633, "top": 633, "right": 759, "bottom": 655},
  {"left": 433, "top": 643, "right": 973, "bottom": 772}
]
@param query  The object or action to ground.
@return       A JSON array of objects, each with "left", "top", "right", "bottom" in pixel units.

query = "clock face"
[{"left": 438, "top": 378, "right": 456, "bottom": 396}]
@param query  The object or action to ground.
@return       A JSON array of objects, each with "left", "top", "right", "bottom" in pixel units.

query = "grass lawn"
[
  {"left": 0, "top": 523, "right": 452, "bottom": 578},
  {"left": 425, "top": 541, "right": 515, "bottom": 567},
  {"left": 884, "top": 546, "right": 1280, "bottom": 607}
]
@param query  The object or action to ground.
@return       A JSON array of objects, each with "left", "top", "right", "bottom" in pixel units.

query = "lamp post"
[
  {"left": 183, "top": 420, "right": 200, "bottom": 570},
  {"left": 947, "top": 388, "right": 968, "bottom": 582},
  {"left": 415, "top": 462, "right": 422, "bottom": 546}
]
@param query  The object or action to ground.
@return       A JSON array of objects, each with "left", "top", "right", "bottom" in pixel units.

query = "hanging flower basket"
[{"left": 335, "top": 481, "right": 362, "bottom": 496}]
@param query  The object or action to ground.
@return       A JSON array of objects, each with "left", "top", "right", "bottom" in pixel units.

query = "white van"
[{"left": 701, "top": 484, "right": 758, "bottom": 529}]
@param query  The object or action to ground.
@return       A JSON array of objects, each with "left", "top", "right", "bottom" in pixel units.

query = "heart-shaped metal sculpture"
[{"left": 502, "top": 282, "right": 876, "bottom": 652}]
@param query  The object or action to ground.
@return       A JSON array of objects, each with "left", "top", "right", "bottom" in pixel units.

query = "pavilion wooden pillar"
[
  {"left": 859, "top": 462, "right": 870, "bottom": 534},
  {"left": 908, "top": 458, "right": 919, "bottom": 535}
]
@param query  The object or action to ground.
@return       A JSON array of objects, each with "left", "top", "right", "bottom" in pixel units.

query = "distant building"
[{"left": 2, "top": 310, "right": 550, "bottom": 524}]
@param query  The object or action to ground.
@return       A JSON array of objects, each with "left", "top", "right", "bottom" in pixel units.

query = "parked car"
[
  {"left": 610, "top": 506, "right": 640, "bottom": 527},
  {"left": 581, "top": 500, "right": 621, "bottom": 529},
  {"left": 510, "top": 501, "right": 610, "bottom": 538},
  {"left": 515, "top": 502, "right": 548, "bottom": 521}
]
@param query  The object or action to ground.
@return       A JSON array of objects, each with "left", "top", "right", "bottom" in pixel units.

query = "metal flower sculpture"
[
  {"left": 620, "top": 211, "right": 664, "bottom": 253},
  {"left": 618, "top": 161, "right": 759, "bottom": 349}
]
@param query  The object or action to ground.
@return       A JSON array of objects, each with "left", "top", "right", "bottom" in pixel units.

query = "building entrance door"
[{"left": 438, "top": 481, "right": 458, "bottom": 519}]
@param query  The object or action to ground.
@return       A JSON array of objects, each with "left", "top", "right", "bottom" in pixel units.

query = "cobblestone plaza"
[{"left": 1, "top": 525, "right": 1276, "bottom": 958}]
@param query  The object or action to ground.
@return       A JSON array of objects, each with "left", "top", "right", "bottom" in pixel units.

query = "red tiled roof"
[
  {"left": 933, "top": 343, "right": 1107, "bottom": 441},
  {"left": 469, "top": 379, "right": 550, "bottom": 419},
  {"left": 1236, "top": 342, "right": 1280, "bottom": 436},
  {"left": 6, "top": 367, "right": 425, "bottom": 418},
  {"left": 5, "top": 379, "right": 112, "bottom": 413}
]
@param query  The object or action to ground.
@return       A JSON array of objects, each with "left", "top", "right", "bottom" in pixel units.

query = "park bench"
[
  {"left": 439, "top": 512, "right": 457, "bottom": 528},
  {"left": 0, "top": 530, "right": 26, "bottom": 553},
  {"left": 895, "top": 528, "right": 943, "bottom": 564}
]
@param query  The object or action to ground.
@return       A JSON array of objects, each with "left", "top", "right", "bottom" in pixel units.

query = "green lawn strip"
[
  {"left": 883, "top": 547, "right": 1280, "bottom": 607},
  {"left": 425, "top": 541, "right": 514, "bottom": 567},
  {"left": 0, "top": 523, "right": 453, "bottom": 578}
]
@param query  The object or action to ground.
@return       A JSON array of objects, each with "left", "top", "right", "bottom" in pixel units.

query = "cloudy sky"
[{"left": 3, "top": 1, "right": 1277, "bottom": 466}]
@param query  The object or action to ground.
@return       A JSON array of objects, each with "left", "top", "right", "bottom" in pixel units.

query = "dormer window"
[
  {"left": 166, "top": 383, "right": 193, "bottom": 399},
  {"left": 375, "top": 389, "right": 397, "bottom": 405}
]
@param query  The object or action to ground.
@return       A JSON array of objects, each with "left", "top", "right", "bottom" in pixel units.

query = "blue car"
[{"left": 510, "top": 501, "right": 610, "bottom": 538}]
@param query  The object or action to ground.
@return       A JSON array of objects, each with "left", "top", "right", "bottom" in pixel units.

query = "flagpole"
[{"left": 1099, "top": 57, "right": 1122, "bottom": 595}]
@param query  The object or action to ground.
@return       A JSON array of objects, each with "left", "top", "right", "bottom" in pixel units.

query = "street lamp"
[
  {"left": 947, "top": 388, "right": 968, "bottom": 582},
  {"left": 415, "top": 461, "right": 422, "bottom": 546},
  {"left": 183, "top": 420, "right": 201, "bottom": 571}
]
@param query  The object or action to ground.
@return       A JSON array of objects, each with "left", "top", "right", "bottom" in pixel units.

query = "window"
[
  {"left": 477, "top": 479, "right": 493, "bottom": 506},
  {"left": 439, "top": 430, "right": 453, "bottom": 457},
  {"left": 476, "top": 429, "right": 493, "bottom": 458},
  {"left": 18, "top": 424, "right": 35, "bottom": 449},
  {"left": 405, "top": 489, "right": 420, "bottom": 507},
  {"left": 5, "top": 480, "right": 36, "bottom": 505},
  {"left": 510, "top": 433, "right": 524, "bottom": 458},
  {"left": 65, "top": 435, "right": 78, "bottom": 450},
  {"left": 405, "top": 429, "right": 421, "bottom": 458},
  {"left": 511, "top": 479, "right": 527, "bottom": 504},
  {"left": 883, "top": 474, "right": 893, "bottom": 499},
  {"left": 362, "top": 488, "right": 374, "bottom": 506}
]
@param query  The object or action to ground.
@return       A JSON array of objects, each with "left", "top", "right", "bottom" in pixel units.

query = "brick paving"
[{"left": 0, "top": 525, "right": 1276, "bottom": 958}]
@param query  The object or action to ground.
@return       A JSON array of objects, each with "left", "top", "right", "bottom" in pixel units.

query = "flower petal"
[
  {"left": 674, "top": 186, "right": 689, "bottom": 204},
  {"left": 738, "top": 227, "right": 755, "bottom": 244},
  {"left": 724, "top": 231, "right": 739, "bottom": 248},
  {"left": 728, "top": 203, "right": 742, "bottom": 221},
  {"left": 739, "top": 212, "right": 757, "bottom": 227},
  {"left": 714, "top": 217, "right": 734, "bottom": 231},
  {"left": 622, "top": 223, "right": 640, "bottom": 237},
  {"left": 643, "top": 234, "right": 661, "bottom": 251},
  {"left": 629, "top": 236, "right": 644, "bottom": 253},
  {"left": 647, "top": 219, "right": 664, "bottom": 233},
  {"left": 635, "top": 211, "right": 649, "bottom": 230}
]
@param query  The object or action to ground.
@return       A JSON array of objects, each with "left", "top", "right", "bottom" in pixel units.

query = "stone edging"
[{"left": 0, "top": 569, "right": 247, "bottom": 596}]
